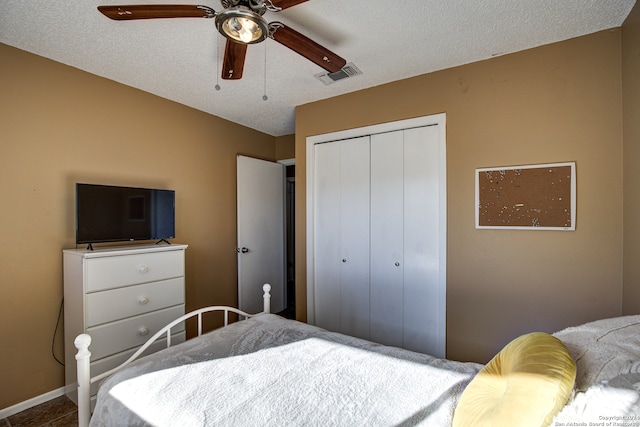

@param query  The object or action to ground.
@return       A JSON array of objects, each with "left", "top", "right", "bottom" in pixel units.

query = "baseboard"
[{"left": 0, "top": 387, "right": 66, "bottom": 419}]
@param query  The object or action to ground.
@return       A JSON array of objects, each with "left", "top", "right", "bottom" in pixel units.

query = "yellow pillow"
[{"left": 452, "top": 332, "right": 576, "bottom": 427}]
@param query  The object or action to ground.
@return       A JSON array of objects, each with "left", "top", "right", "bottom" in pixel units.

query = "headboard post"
[
  {"left": 263, "top": 283, "right": 271, "bottom": 314},
  {"left": 74, "top": 333, "right": 92, "bottom": 427}
]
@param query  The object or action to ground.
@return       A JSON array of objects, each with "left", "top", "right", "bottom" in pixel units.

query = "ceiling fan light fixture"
[{"left": 215, "top": 6, "right": 268, "bottom": 44}]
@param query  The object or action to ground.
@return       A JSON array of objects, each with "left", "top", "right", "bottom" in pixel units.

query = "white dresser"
[{"left": 63, "top": 243, "right": 188, "bottom": 404}]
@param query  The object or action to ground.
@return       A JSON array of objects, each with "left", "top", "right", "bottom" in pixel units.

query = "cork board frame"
[{"left": 475, "top": 162, "right": 576, "bottom": 230}]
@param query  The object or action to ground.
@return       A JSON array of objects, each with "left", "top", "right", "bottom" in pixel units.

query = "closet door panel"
[
  {"left": 339, "top": 137, "right": 371, "bottom": 340},
  {"left": 313, "top": 142, "right": 342, "bottom": 332},
  {"left": 403, "top": 125, "right": 444, "bottom": 357},
  {"left": 370, "top": 131, "right": 404, "bottom": 348},
  {"left": 310, "top": 116, "right": 446, "bottom": 356}
]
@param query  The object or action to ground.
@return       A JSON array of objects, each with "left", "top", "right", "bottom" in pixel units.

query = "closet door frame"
[{"left": 306, "top": 113, "right": 447, "bottom": 356}]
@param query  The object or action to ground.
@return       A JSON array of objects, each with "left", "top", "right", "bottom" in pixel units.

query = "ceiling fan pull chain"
[
  {"left": 215, "top": 36, "right": 221, "bottom": 91},
  {"left": 263, "top": 40, "right": 268, "bottom": 101}
]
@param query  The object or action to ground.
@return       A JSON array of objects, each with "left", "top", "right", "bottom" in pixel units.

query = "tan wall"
[
  {"left": 295, "top": 29, "right": 624, "bottom": 363},
  {"left": 275, "top": 134, "right": 295, "bottom": 160},
  {"left": 623, "top": 2, "right": 640, "bottom": 313},
  {"left": 0, "top": 43, "right": 276, "bottom": 408}
]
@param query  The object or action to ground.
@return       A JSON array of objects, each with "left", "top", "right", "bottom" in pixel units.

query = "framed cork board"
[{"left": 475, "top": 162, "right": 576, "bottom": 230}]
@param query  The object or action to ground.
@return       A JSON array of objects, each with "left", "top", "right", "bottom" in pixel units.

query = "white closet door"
[
  {"left": 370, "top": 131, "right": 404, "bottom": 348},
  {"left": 370, "top": 126, "right": 445, "bottom": 356},
  {"left": 313, "top": 142, "right": 342, "bottom": 333},
  {"left": 308, "top": 114, "right": 446, "bottom": 356},
  {"left": 403, "top": 125, "right": 445, "bottom": 357},
  {"left": 339, "top": 137, "right": 371, "bottom": 339},
  {"left": 314, "top": 137, "right": 370, "bottom": 339}
]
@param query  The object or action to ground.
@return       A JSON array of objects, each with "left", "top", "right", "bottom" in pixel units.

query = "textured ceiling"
[{"left": 1, "top": 0, "right": 635, "bottom": 136}]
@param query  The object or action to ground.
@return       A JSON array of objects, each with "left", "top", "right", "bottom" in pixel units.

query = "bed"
[{"left": 75, "top": 284, "right": 640, "bottom": 427}]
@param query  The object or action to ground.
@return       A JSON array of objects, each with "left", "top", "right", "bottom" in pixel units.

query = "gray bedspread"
[{"left": 89, "top": 314, "right": 482, "bottom": 427}]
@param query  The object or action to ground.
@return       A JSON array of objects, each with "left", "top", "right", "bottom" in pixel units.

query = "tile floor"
[{"left": 1, "top": 396, "right": 77, "bottom": 427}]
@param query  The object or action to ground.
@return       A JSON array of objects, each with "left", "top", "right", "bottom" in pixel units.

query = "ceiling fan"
[{"left": 97, "top": 0, "right": 347, "bottom": 80}]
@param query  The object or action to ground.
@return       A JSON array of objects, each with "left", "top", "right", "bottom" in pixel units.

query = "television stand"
[{"left": 156, "top": 239, "right": 171, "bottom": 245}]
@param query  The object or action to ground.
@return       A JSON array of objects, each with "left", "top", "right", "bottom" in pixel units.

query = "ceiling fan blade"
[
  {"left": 269, "top": 23, "right": 346, "bottom": 73},
  {"left": 269, "top": 0, "right": 309, "bottom": 10},
  {"left": 222, "top": 40, "right": 248, "bottom": 80},
  {"left": 97, "top": 5, "right": 215, "bottom": 20}
]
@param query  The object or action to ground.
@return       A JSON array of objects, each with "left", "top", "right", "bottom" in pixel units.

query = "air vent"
[{"left": 315, "top": 63, "right": 362, "bottom": 85}]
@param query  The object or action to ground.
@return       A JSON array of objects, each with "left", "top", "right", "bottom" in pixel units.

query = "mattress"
[{"left": 89, "top": 314, "right": 483, "bottom": 426}]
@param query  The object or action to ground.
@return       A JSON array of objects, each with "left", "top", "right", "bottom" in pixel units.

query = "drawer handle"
[
  {"left": 138, "top": 296, "right": 149, "bottom": 305},
  {"left": 138, "top": 327, "right": 150, "bottom": 336},
  {"left": 139, "top": 265, "right": 150, "bottom": 274}
]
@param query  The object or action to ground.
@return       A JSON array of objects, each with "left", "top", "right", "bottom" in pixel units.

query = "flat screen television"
[{"left": 76, "top": 183, "right": 175, "bottom": 246}]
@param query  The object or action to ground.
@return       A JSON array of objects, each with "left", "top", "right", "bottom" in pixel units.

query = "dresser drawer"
[
  {"left": 88, "top": 331, "right": 186, "bottom": 396},
  {"left": 87, "top": 305, "right": 185, "bottom": 360},
  {"left": 85, "top": 249, "right": 184, "bottom": 292},
  {"left": 86, "top": 278, "right": 184, "bottom": 327}
]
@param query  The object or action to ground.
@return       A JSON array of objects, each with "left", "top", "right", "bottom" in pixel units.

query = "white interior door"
[{"left": 237, "top": 155, "right": 285, "bottom": 314}]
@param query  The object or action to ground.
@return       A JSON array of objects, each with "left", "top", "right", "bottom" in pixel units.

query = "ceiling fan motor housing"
[
  {"left": 215, "top": 5, "right": 270, "bottom": 44},
  {"left": 221, "top": 0, "right": 267, "bottom": 15}
]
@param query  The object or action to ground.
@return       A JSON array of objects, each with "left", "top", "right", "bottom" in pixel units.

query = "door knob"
[{"left": 237, "top": 247, "right": 250, "bottom": 253}]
